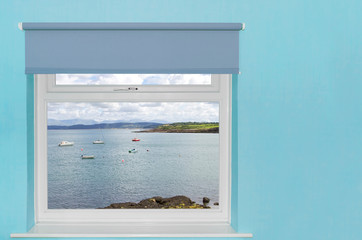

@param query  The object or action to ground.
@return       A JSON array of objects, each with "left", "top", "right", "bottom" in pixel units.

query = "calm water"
[{"left": 48, "top": 129, "right": 219, "bottom": 209}]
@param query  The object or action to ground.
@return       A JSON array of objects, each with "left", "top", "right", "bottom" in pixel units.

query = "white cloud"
[
  {"left": 48, "top": 102, "right": 219, "bottom": 123},
  {"left": 56, "top": 74, "right": 211, "bottom": 85}
]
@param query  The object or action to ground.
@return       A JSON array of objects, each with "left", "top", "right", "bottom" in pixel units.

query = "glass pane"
[
  {"left": 47, "top": 102, "right": 219, "bottom": 209},
  {"left": 56, "top": 74, "right": 211, "bottom": 85}
]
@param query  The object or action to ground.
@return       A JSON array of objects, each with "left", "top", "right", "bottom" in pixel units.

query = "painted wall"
[{"left": 0, "top": 0, "right": 361, "bottom": 239}]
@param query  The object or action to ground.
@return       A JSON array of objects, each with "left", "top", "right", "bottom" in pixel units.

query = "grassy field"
[
  {"left": 137, "top": 122, "right": 219, "bottom": 133},
  {"left": 156, "top": 122, "right": 219, "bottom": 131}
]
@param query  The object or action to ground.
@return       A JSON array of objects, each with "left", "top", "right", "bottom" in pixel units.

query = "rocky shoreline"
[
  {"left": 103, "top": 195, "right": 218, "bottom": 209},
  {"left": 136, "top": 127, "right": 219, "bottom": 133}
]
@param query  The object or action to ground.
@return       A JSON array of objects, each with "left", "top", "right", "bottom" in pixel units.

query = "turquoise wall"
[{"left": 0, "top": 0, "right": 361, "bottom": 239}]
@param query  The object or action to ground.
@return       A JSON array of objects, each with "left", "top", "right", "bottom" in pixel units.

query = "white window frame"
[
  {"left": 34, "top": 74, "right": 232, "bottom": 224},
  {"left": 47, "top": 74, "right": 220, "bottom": 93}
]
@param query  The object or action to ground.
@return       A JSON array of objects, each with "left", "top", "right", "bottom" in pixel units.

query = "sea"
[{"left": 48, "top": 129, "right": 219, "bottom": 209}]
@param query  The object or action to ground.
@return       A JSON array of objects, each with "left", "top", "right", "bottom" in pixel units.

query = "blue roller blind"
[{"left": 22, "top": 23, "right": 242, "bottom": 74}]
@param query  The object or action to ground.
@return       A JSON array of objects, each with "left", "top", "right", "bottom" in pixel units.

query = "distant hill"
[
  {"left": 48, "top": 122, "right": 163, "bottom": 130},
  {"left": 48, "top": 118, "right": 100, "bottom": 126},
  {"left": 137, "top": 122, "right": 219, "bottom": 133}
]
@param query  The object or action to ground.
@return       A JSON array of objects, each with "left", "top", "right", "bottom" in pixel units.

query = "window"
[
  {"left": 35, "top": 74, "right": 231, "bottom": 223},
  {"left": 13, "top": 22, "right": 251, "bottom": 238}
]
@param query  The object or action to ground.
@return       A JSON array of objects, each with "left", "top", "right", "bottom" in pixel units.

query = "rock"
[
  {"left": 214, "top": 202, "right": 219, "bottom": 206},
  {"left": 153, "top": 196, "right": 164, "bottom": 203},
  {"left": 103, "top": 196, "right": 210, "bottom": 209},
  {"left": 163, "top": 196, "right": 193, "bottom": 207},
  {"left": 203, "top": 197, "right": 210, "bottom": 205}
]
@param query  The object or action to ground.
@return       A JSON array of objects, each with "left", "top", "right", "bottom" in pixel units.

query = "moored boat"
[
  {"left": 81, "top": 155, "right": 95, "bottom": 159},
  {"left": 93, "top": 128, "right": 105, "bottom": 144},
  {"left": 58, "top": 141, "right": 74, "bottom": 146},
  {"left": 128, "top": 148, "right": 138, "bottom": 153},
  {"left": 132, "top": 138, "right": 140, "bottom": 142}
]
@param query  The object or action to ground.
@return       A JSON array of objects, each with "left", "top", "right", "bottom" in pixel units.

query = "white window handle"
[{"left": 113, "top": 87, "right": 139, "bottom": 91}]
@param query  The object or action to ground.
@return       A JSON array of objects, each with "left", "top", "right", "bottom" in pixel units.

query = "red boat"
[{"left": 132, "top": 138, "right": 140, "bottom": 142}]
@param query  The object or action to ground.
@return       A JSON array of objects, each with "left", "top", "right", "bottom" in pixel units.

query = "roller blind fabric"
[{"left": 22, "top": 23, "right": 242, "bottom": 74}]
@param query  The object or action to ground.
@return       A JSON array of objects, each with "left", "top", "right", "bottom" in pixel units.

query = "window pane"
[
  {"left": 56, "top": 74, "right": 211, "bottom": 85},
  {"left": 47, "top": 102, "right": 219, "bottom": 209}
]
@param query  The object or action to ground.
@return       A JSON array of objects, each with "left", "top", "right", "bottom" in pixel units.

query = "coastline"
[{"left": 136, "top": 127, "right": 219, "bottom": 133}]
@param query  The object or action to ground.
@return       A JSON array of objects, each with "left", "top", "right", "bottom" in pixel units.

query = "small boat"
[
  {"left": 132, "top": 138, "right": 140, "bottom": 142},
  {"left": 58, "top": 141, "right": 74, "bottom": 147},
  {"left": 81, "top": 155, "right": 95, "bottom": 159},
  {"left": 128, "top": 148, "right": 138, "bottom": 153},
  {"left": 93, "top": 128, "right": 105, "bottom": 144}
]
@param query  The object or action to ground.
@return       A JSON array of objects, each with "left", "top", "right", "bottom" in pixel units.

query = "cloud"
[
  {"left": 48, "top": 102, "right": 219, "bottom": 123},
  {"left": 56, "top": 74, "right": 211, "bottom": 85},
  {"left": 138, "top": 102, "right": 162, "bottom": 107}
]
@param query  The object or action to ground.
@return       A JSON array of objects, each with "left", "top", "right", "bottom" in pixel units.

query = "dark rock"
[
  {"left": 103, "top": 195, "right": 210, "bottom": 209},
  {"left": 104, "top": 202, "right": 139, "bottom": 209},
  {"left": 162, "top": 196, "right": 194, "bottom": 207},
  {"left": 153, "top": 196, "right": 164, "bottom": 204},
  {"left": 203, "top": 197, "right": 210, "bottom": 204}
]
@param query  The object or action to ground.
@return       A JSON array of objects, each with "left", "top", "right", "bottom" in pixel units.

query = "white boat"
[
  {"left": 58, "top": 141, "right": 74, "bottom": 147},
  {"left": 93, "top": 128, "right": 105, "bottom": 144},
  {"left": 81, "top": 155, "right": 95, "bottom": 159}
]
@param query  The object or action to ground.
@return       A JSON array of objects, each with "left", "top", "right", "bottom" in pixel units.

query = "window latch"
[{"left": 114, "top": 87, "right": 139, "bottom": 91}]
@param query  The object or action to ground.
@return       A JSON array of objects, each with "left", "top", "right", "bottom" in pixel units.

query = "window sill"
[{"left": 11, "top": 223, "right": 252, "bottom": 238}]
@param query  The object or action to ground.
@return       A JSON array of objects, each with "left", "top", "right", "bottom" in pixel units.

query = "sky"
[
  {"left": 50, "top": 74, "right": 217, "bottom": 124},
  {"left": 56, "top": 74, "right": 211, "bottom": 85},
  {"left": 48, "top": 102, "right": 219, "bottom": 124}
]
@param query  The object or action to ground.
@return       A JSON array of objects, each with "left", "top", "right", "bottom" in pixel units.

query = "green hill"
[{"left": 139, "top": 122, "right": 219, "bottom": 133}]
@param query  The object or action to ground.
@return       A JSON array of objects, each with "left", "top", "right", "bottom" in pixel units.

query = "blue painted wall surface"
[{"left": 0, "top": 0, "right": 361, "bottom": 239}]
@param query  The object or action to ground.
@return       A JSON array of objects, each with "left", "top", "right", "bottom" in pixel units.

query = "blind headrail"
[{"left": 19, "top": 22, "right": 245, "bottom": 31}]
